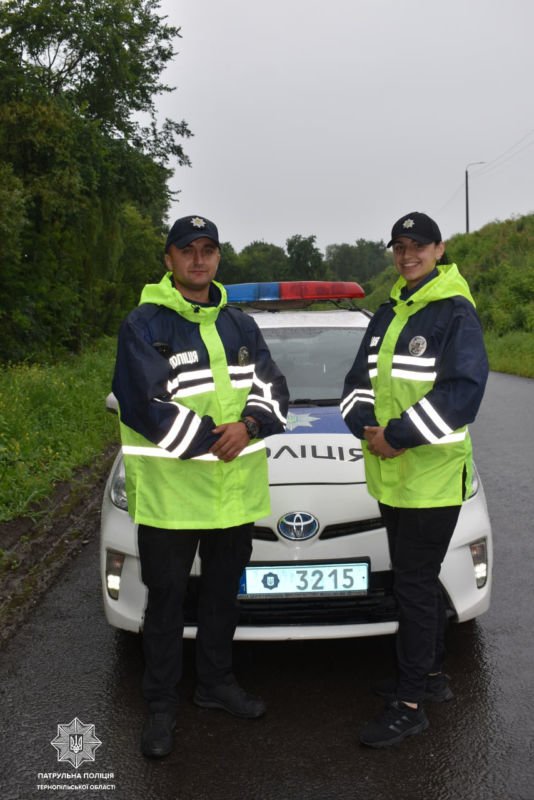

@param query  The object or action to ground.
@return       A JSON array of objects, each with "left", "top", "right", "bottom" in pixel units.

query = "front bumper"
[{"left": 100, "top": 454, "right": 492, "bottom": 640}]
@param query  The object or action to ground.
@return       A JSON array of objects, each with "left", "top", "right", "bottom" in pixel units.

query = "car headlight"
[
  {"left": 468, "top": 466, "right": 480, "bottom": 498},
  {"left": 469, "top": 538, "right": 488, "bottom": 588},
  {"left": 110, "top": 460, "right": 128, "bottom": 511}
]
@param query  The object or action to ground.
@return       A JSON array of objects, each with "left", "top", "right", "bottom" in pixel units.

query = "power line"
[
  {"left": 476, "top": 135, "right": 534, "bottom": 179},
  {"left": 436, "top": 183, "right": 464, "bottom": 215},
  {"left": 437, "top": 128, "right": 534, "bottom": 215},
  {"left": 476, "top": 128, "right": 534, "bottom": 176}
]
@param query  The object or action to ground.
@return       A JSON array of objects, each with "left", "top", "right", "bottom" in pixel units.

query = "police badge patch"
[
  {"left": 408, "top": 336, "right": 427, "bottom": 356},
  {"left": 238, "top": 346, "right": 250, "bottom": 366}
]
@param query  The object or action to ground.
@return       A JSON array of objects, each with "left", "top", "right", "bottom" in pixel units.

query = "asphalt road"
[{"left": 1, "top": 371, "right": 533, "bottom": 800}]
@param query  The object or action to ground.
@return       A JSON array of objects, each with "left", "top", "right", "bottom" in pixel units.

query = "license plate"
[{"left": 238, "top": 561, "right": 369, "bottom": 599}]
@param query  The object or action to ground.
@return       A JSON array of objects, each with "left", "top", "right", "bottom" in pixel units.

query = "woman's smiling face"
[{"left": 391, "top": 237, "right": 445, "bottom": 289}]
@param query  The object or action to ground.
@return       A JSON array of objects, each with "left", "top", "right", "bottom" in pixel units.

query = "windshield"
[{"left": 262, "top": 326, "right": 365, "bottom": 405}]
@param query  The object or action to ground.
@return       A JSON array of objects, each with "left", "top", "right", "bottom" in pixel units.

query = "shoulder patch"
[{"left": 408, "top": 336, "right": 427, "bottom": 356}]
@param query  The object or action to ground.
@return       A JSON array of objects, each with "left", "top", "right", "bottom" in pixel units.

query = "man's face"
[
  {"left": 391, "top": 237, "right": 445, "bottom": 289},
  {"left": 164, "top": 237, "right": 221, "bottom": 301}
]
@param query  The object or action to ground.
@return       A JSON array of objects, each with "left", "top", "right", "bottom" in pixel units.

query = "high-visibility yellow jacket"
[
  {"left": 113, "top": 275, "right": 289, "bottom": 529},
  {"left": 341, "top": 264, "right": 488, "bottom": 508}
]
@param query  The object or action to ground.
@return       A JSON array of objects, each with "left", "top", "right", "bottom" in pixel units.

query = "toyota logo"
[{"left": 277, "top": 511, "right": 319, "bottom": 541}]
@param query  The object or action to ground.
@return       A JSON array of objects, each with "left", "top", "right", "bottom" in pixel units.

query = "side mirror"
[{"left": 106, "top": 392, "right": 119, "bottom": 415}]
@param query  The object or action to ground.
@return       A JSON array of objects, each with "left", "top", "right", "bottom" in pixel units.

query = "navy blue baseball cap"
[
  {"left": 165, "top": 215, "right": 220, "bottom": 251},
  {"left": 387, "top": 212, "right": 442, "bottom": 248}
]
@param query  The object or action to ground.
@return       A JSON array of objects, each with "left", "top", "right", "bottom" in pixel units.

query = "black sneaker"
[
  {"left": 141, "top": 710, "right": 176, "bottom": 758},
  {"left": 360, "top": 700, "right": 429, "bottom": 748},
  {"left": 194, "top": 680, "right": 266, "bottom": 719},
  {"left": 373, "top": 673, "right": 454, "bottom": 703}
]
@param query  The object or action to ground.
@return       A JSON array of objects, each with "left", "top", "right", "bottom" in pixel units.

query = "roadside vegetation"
[
  {"left": 0, "top": 338, "right": 118, "bottom": 523},
  {"left": 0, "top": 0, "right": 191, "bottom": 364}
]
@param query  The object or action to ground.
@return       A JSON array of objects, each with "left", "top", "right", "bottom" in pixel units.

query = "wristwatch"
[{"left": 240, "top": 416, "right": 260, "bottom": 440}]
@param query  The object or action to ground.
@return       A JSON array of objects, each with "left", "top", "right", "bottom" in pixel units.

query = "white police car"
[{"left": 100, "top": 281, "right": 492, "bottom": 640}]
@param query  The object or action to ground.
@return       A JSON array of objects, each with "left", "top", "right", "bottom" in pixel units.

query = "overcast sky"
[{"left": 156, "top": 0, "right": 534, "bottom": 254}]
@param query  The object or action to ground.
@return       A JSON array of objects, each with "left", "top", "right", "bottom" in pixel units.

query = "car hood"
[{"left": 264, "top": 406, "right": 366, "bottom": 485}]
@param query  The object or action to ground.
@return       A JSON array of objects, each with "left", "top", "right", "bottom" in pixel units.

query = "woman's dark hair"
[{"left": 438, "top": 247, "right": 450, "bottom": 265}]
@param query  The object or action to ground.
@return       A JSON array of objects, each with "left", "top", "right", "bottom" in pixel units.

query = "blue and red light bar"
[{"left": 225, "top": 281, "right": 365, "bottom": 304}]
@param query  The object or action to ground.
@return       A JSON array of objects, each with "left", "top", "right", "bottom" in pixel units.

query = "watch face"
[{"left": 243, "top": 418, "right": 259, "bottom": 439}]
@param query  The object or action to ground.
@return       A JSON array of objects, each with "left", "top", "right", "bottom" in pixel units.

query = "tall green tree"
[
  {"left": 324, "top": 243, "right": 358, "bottom": 281},
  {"left": 238, "top": 241, "right": 290, "bottom": 283},
  {"left": 0, "top": 0, "right": 192, "bottom": 362},
  {"left": 217, "top": 243, "right": 242, "bottom": 284},
  {"left": 325, "top": 239, "right": 389, "bottom": 284},
  {"left": 286, "top": 234, "right": 324, "bottom": 280},
  {"left": 0, "top": 0, "right": 191, "bottom": 164}
]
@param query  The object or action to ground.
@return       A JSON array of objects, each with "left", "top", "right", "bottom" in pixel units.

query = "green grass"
[
  {"left": 0, "top": 337, "right": 119, "bottom": 522},
  {"left": 484, "top": 331, "right": 534, "bottom": 378}
]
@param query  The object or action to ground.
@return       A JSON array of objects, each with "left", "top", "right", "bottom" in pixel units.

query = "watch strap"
[{"left": 240, "top": 416, "right": 260, "bottom": 439}]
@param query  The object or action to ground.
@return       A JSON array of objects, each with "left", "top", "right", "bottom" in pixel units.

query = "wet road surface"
[{"left": 1, "top": 372, "right": 533, "bottom": 800}]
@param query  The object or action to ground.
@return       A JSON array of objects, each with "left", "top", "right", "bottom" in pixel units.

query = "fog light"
[
  {"left": 106, "top": 550, "right": 126, "bottom": 599},
  {"left": 469, "top": 539, "right": 488, "bottom": 588}
]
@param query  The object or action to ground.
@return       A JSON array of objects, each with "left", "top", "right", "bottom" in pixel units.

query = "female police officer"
[{"left": 341, "top": 212, "right": 488, "bottom": 747}]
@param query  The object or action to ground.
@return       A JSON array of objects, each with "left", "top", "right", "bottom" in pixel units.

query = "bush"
[
  {"left": 0, "top": 338, "right": 118, "bottom": 522},
  {"left": 484, "top": 331, "right": 534, "bottom": 378}
]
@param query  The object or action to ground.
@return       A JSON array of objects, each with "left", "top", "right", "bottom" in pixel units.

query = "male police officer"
[{"left": 113, "top": 215, "right": 289, "bottom": 758}]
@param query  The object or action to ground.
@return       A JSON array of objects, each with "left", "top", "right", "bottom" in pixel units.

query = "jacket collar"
[
  {"left": 138, "top": 273, "right": 228, "bottom": 322},
  {"left": 390, "top": 263, "right": 476, "bottom": 308}
]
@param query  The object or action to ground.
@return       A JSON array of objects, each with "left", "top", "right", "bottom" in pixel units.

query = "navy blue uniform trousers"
[
  {"left": 138, "top": 523, "right": 253, "bottom": 711},
  {"left": 379, "top": 503, "right": 461, "bottom": 704}
]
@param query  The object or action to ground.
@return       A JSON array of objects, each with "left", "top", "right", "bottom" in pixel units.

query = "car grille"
[
  {"left": 252, "top": 517, "right": 385, "bottom": 543},
  {"left": 319, "top": 518, "right": 384, "bottom": 539},
  {"left": 253, "top": 526, "right": 278, "bottom": 541},
  {"left": 183, "top": 574, "right": 455, "bottom": 627},
  {"left": 183, "top": 571, "right": 400, "bottom": 627}
]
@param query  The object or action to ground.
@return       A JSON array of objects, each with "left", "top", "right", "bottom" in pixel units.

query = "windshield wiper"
[{"left": 291, "top": 398, "right": 339, "bottom": 406}]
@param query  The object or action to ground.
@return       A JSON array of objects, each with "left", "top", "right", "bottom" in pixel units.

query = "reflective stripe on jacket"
[
  {"left": 112, "top": 275, "right": 289, "bottom": 529},
  {"left": 341, "top": 264, "right": 488, "bottom": 508}
]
